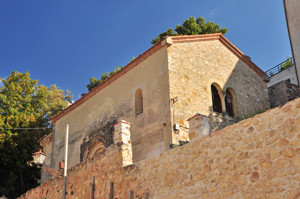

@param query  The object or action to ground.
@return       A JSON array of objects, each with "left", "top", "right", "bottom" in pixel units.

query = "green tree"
[
  {"left": 86, "top": 67, "right": 120, "bottom": 92},
  {"left": 85, "top": 57, "right": 136, "bottom": 92},
  {"left": 0, "top": 71, "right": 72, "bottom": 198},
  {"left": 151, "top": 28, "right": 177, "bottom": 45},
  {"left": 151, "top": 17, "right": 228, "bottom": 44}
]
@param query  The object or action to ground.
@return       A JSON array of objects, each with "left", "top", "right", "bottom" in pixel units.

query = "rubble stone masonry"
[
  {"left": 268, "top": 80, "right": 300, "bottom": 108},
  {"left": 20, "top": 98, "right": 300, "bottom": 199},
  {"left": 42, "top": 35, "right": 270, "bottom": 183},
  {"left": 167, "top": 39, "right": 270, "bottom": 144}
]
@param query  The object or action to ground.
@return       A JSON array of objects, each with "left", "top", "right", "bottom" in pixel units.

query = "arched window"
[
  {"left": 84, "top": 142, "right": 106, "bottom": 160},
  {"left": 135, "top": 89, "right": 143, "bottom": 116},
  {"left": 225, "top": 88, "right": 236, "bottom": 117},
  {"left": 81, "top": 136, "right": 107, "bottom": 161},
  {"left": 211, "top": 84, "right": 222, "bottom": 113}
]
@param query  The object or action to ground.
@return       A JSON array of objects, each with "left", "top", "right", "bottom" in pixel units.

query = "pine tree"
[{"left": 151, "top": 17, "right": 228, "bottom": 44}]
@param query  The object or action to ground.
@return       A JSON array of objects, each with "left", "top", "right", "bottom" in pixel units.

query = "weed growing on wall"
[{"left": 280, "top": 57, "right": 293, "bottom": 71}]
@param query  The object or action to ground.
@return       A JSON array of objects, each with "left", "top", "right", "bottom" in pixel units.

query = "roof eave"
[{"left": 51, "top": 33, "right": 266, "bottom": 124}]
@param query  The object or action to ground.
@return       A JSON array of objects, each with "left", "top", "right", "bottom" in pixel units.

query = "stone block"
[
  {"left": 113, "top": 120, "right": 133, "bottom": 167},
  {"left": 188, "top": 114, "right": 210, "bottom": 141},
  {"left": 19, "top": 99, "right": 300, "bottom": 199}
]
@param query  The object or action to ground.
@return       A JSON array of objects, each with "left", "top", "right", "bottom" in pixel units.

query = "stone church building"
[{"left": 40, "top": 33, "right": 270, "bottom": 183}]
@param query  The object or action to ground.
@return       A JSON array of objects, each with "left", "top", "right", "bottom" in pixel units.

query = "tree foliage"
[
  {"left": 0, "top": 71, "right": 72, "bottom": 198},
  {"left": 151, "top": 28, "right": 177, "bottom": 46},
  {"left": 86, "top": 66, "right": 121, "bottom": 92},
  {"left": 85, "top": 57, "right": 136, "bottom": 92},
  {"left": 151, "top": 17, "right": 228, "bottom": 44}
]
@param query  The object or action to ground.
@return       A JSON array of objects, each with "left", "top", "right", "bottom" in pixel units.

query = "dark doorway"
[
  {"left": 225, "top": 90, "right": 234, "bottom": 117},
  {"left": 211, "top": 85, "right": 222, "bottom": 113}
]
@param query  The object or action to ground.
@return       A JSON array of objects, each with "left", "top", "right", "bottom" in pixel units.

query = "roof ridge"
[
  {"left": 167, "top": 33, "right": 265, "bottom": 77},
  {"left": 51, "top": 33, "right": 266, "bottom": 123}
]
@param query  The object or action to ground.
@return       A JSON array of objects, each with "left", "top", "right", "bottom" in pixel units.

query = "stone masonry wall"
[
  {"left": 20, "top": 98, "right": 300, "bottom": 199},
  {"left": 268, "top": 80, "right": 300, "bottom": 108},
  {"left": 167, "top": 40, "right": 270, "bottom": 144}
]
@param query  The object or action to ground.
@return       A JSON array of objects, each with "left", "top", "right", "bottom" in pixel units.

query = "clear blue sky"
[{"left": 0, "top": 0, "right": 292, "bottom": 100}]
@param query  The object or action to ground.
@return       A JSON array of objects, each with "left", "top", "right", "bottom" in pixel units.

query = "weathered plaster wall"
[
  {"left": 20, "top": 98, "right": 300, "bottom": 199},
  {"left": 49, "top": 45, "right": 172, "bottom": 176},
  {"left": 167, "top": 40, "right": 270, "bottom": 143},
  {"left": 40, "top": 133, "right": 54, "bottom": 182}
]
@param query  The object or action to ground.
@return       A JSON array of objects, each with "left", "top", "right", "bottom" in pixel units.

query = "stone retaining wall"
[
  {"left": 19, "top": 98, "right": 300, "bottom": 199},
  {"left": 268, "top": 80, "right": 300, "bottom": 108}
]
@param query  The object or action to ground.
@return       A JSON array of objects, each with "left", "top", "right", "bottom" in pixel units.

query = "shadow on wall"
[
  {"left": 268, "top": 79, "right": 300, "bottom": 108},
  {"left": 178, "top": 58, "right": 270, "bottom": 140},
  {"left": 206, "top": 58, "right": 270, "bottom": 132}
]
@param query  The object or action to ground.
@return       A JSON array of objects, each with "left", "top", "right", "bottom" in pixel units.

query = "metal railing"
[{"left": 265, "top": 57, "right": 294, "bottom": 77}]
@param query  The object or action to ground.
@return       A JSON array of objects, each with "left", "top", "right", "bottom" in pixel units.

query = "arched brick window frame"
[
  {"left": 135, "top": 89, "right": 143, "bottom": 116},
  {"left": 83, "top": 141, "right": 106, "bottom": 160},
  {"left": 80, "top": 134, "right": 112, "bottom": 162}
]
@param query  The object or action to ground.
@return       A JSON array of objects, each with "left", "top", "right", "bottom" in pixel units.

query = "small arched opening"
[
  {"left": 211, "top": 84, "right": 222, "bottom": 114},
  {"left": 135, "top": 89, "right": 143, "bottom": 116},
  {"left": 84, "top": 142, "right": 106, "bottom": 160},
  {"left": 225, "top": 88, "right": 237, "bottom": 117},
  {"left": 80, "top": 133, "right": 112, "bottom": 162}
]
